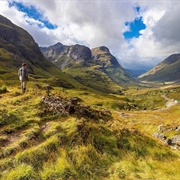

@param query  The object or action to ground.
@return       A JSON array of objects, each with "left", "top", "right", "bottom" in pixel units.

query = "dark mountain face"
[
  {"left": 41, "top": 43, "right": 124, "bottom": 70},
  {"left": 70, "top": 44, "right": 92, "bottom": 61},
  {"left": 163, "top": 54, "right": 180, "bottom": 64},
  {"left": 91, "top": 46, "right": 120, "bottom": 67},
  {"left": 0, "top": 15, "right": 59, "bottom": 76},
  {"left": 41, "top": 42, "right": 137, "bottom": 92},
  {"left": 40, "top": 43, "right": 92, "bottom": 69},
  {"left": 139, "top": 54, "right": 180, "bottom": 82}
]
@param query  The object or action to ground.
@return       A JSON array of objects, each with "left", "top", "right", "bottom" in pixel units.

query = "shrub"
[{"left": 0, "top": 85, "right": 7, "bottom": 94}]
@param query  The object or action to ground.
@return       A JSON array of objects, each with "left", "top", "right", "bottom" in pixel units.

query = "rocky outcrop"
[
  {"left": 40, "top": 95, "right": 112, "bottom": 121},
  {"left": 41, "top": 43, "right": 92, "bottom": 69},
  {"left": 167, "top": 135, "right": 180, "bottom": 148},
  {"left": 91, "top": 46, "right": 120, "bottom": 67},
  {"left": 153, "top": 125, "right": 180, "bottom": 150},
  {"left": 70, "top": 44, "right": 92, "bottom": 61}
]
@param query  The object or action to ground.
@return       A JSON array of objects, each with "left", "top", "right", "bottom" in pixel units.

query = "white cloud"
[
  {"left": 0, "top": 0, "right": 180, "bottom": 70},
  {"left": 119, "top": 1, "right": 180, "bottom": 70}
]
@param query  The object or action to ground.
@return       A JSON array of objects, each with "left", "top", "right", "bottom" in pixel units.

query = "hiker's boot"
[{"left": 23, "top": 88, "right": 26, "bottom": 94}]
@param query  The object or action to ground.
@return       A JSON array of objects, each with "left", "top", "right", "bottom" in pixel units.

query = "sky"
[{"left": 1, "top": 0, "right": 180, "bottom": 70}]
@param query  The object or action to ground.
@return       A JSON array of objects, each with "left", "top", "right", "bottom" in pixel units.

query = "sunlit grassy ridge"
[{"left": 0, "top": 80, "right": 179, "bottom": 180}]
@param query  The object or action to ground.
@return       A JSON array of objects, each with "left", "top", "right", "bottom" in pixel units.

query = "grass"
[{"left": 0, "top": 80, "right": 179, "bottom": 179}]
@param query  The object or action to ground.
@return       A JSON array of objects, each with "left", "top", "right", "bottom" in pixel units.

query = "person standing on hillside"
[{"left": 18, "top": 63, "right": 29, "bottom": 94}]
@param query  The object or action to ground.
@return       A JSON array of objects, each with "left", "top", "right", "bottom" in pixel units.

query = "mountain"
[
  {"left": 0, "top": 15, "right": 62, "bottom": 78},
  {"left": 41, "top": 43, "right": 136, "bottom": 93},
  {"left": 40, "top": 43, "right": 92, "bottom": 69},
  {"left": 126, "top": 69, "right": 147, "bottom": 78},
  {"left": 139, "top": 54, "right": 180, "bottom": 82}
]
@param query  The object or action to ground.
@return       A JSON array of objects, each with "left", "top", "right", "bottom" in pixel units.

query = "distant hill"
[
  {"left": 125, "top": 69, "right": 147, "bottom": 78},
  {"left": 41, "top": 43, "right": 137, "bottom": 93},
  {"left": 139, "top": 54, "right": 180, "bottom": 82},
  {"left": 0, "top": 15, "right": 61, "bottom": 78}
]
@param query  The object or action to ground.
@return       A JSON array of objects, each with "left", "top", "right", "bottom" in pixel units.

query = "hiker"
[{"left": 18, "top": 63, "right": 29, "bottom": 94}]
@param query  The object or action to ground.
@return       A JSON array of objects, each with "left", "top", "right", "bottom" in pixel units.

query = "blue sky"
[
  {"left": 123, "top": 17, "right": 146, "bottom": 39},
  {"left": 123, "top": 6, "right": 146, "bottom": 39},
  {"left": 9, "top": 1, "right": 57, "bottom": 29}
]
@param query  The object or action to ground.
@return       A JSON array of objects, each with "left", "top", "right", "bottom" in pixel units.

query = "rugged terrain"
[
  {"left": 0, "top": 79, "right": 180, "bottom": 180},
  {"left": 0, "top": 15, "right": 180, "bottom": 180},
  {"left": 41, "top": 43, "right": 136, "bottom": 93},
  {"left": 139, "top": 54, "right": 180, "bottom": 82},
  {"left": 0, "top": 15, "right": 86, "bottom": 91}
]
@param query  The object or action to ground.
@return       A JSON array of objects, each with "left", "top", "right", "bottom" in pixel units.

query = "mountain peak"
[
  {"left": 70, "top": 44, "right": 92, "bottom": 61},
  {"left": 91, "top": 46, "right": 119, "bottom": 67},
  {"left": 99, "top": 46, "right": 110, "bottom": 53},
  {"left": 163, "top": 54, "right": 180, "bottom": 65},
  {"left": 41, "top": 42, "right": 136, "bottom": 91},
  {"left": 53, "top": 42, "right": 63, "bottom": 48}
]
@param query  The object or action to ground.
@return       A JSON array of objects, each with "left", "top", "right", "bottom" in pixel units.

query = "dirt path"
[{"left": 161, "top": 94, "right": 177, "bottom": 109}]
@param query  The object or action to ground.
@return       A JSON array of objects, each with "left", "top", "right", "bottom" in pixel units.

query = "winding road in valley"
[{"left": 161, "top": 94, "right": 177, "bottom": 109}]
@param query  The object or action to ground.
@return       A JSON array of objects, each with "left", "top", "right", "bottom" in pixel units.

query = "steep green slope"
[
  {"left": 0, "top": 15, "right": 61, "bottom": 77},
  {"left": 91, "top": 47, "right": 136, "bottom": 85},
  {"left": 139, "top": 54, "right": 180, "bottom": 82},
  {"left": 0, "top": 15, "right": 86, "bottom": 89}
]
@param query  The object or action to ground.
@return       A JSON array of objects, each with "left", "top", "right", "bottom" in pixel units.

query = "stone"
[
  {"left": 40, "top": 95, "right": 112, "bottom": 121},
  {"left": 153, "top": 132, "right": 167, "bottom": 141},
  {"left": 157, "top": 125, "right": 166, "bottom": 132}
]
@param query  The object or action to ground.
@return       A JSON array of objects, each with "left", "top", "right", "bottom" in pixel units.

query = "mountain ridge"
[
  {"left": 139, "top": 54, "right": 180, "bottom": 82},
  {"left": 41, "top": 42, "right": 137, "bottom": 93},
  {"left": 0, "top": 15, "right": 63, "bottom": 78}
]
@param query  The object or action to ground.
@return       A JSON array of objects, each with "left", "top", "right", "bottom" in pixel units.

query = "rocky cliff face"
[
  {"left": 91, "top": 46, "right": 120, "bottom": 67},
  {"left": 41, "top": 43, "right": 92, "bottom": 69},
  {"left": 139, "top": 54, "right": 180, "bottom": 82},
  {"left": 0, "top": 15, "right": 59, "bottom": 76}
]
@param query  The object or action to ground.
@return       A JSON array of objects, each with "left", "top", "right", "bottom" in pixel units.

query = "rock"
[
  {"left": 171, "top": 135, "right": 180, "bottom": 146},
  {"left": 167, "top": 138, "right": 173, "bottom": 145},
  {"left": 153, "top": 132, "right": 167, "bottom": 141},
  {"left": 176, "top": 126, "right": 180, "bottom": 131},
  {"left": 40, "top": 95, "right": 112, "bottom": 121},
  {"left": 166, "top": 135, "right": 180, "bottom": 150},
  {"left": 65, "top": 103, "right": 75, "bottom": 114},
  {"left": 157, "top": 125, "right": 166, "bottom": 132},
  {"left": 173, "top": 126, "right": 180, "bottom": 131},
  {"left": 70, "top": 44, "right": 92, "bottom": 61}
]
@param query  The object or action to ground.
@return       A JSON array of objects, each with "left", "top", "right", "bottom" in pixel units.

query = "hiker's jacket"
[{"left": 18, "top": 67, "right": 28, "bottom": 81}]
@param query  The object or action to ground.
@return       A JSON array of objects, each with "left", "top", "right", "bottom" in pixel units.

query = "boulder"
[{"left": 153, "top": 132, "right": 167, "bottom": 141}]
